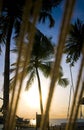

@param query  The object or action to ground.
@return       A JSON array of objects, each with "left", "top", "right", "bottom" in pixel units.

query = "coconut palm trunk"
[
  {"left": 3, "top": 16, "right": 14, "bottom": 124},
  {"left": 36, "top": 67, "right": 43, "bottom": 115}
]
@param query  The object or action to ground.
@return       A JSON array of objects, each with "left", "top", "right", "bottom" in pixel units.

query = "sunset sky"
[{"left": 0, "top": 0, "right": 84, "bottom": 119}]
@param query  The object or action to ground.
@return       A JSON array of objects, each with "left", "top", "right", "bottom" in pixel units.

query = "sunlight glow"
[
  {"left": 17, "top": 75, "right": 70, "bottom": 119},
  {"left": 22, "top": 87, "right": 40, "bottom": 109},
  {"left": 30, "top": 119, "right": 36, "bottom": 126},
  {"left": 20, "top": 76, "right": 49, "bottom": 110}
]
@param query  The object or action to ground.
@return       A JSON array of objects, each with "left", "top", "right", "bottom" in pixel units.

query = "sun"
[
  {"left": 20, "top": 80, "right": 48, "bottom": 110},
  {"left": 21, "top": 86, "right": 40, "bottom": 109},
  {"left": 17, "top": 77, "right": 49, "bottom": 118}
]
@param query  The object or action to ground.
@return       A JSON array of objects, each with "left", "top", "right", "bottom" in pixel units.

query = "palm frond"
[
  {"left": 57, "top": 66, "right": 69, "bottom": 87},
  {"left": 32, "top": 34, "right": 54, "bottom": 59},
  {"left": 64, "top": 18, "right": 84, "bottom": 65},
  {"left": 0, "top": 15, "right": 8, "bottom": 45},
  {"left": 39, "top": 62, "right": 52, "bottom": 77},
  {"left": 10, "top": 69, "right": 28, "bottom": 90},
  {"left": 58, "top": 78, "right": 69, "bottom": 87},
  {"left": 25, "top": 70, "right": 36, "bottom": 90},
  {"left": 0, "top": 46, "right": 2, "bottom": 55},
  {"left": 38, "top": 11, "right": 55, "bottom": 28},
  {"left": 42, "top": 0, "right": 62, "bottom": 11},
  {"left": 10, "top": 68, "right": 16, "bottom": 73},
  {"left": 9, "top": 77, "right": 15, "bottom": 91}
]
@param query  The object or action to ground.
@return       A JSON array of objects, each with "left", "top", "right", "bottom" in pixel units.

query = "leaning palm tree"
[{"left": 10, "top": 29, "right": 69, "bottom": 115}]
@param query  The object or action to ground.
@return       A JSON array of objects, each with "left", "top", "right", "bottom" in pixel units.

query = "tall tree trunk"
[
  {"left": 36, "top": 67, "right": 43, "bottom": 115},
  {"left": 69, "top": 65, "right": 74, "bottom": 94},
  {"left": 3, "top": 16, "right": 14, "bottom": 128}
]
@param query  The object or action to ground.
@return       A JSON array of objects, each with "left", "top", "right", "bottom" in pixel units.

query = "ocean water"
[
  {"left": 50, "top": 118, "right": 67, "bottom": 126},
  {"left": 0, "top": 118, "right": 84, "bottom": 129},
  {"left": 50, "top": 118, "right": 84, "bottom": 126},
  {"left": 30, "top": 118, "right": 67, "bottom": 126},
  {"left": 30, "top": 118, "right": 84, "bottom": 126}
]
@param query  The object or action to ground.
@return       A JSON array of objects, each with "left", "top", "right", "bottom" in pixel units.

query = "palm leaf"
[
  {"left": 64, "top": 18, "right": 84, "bottom": 65},
  {"left": 25, "top": 70, "right": 36, "bottom": 90},
  {"left": 10, "top": 68, "right": 16, "bottom": 73},
  {"left": 58, "top": 78, "right": 69, "bottom": 87},
  {"left": 10, "top": 68, "right": 28, "bottom": 90},
  {"left": 38, "top": 11, "right": 55, "bottom": 27},
  {"left": 39, "top": 62, "right": 52, "bottom": 77},
  {"left": 32, "top": 34, "right": 54, "bottom": 59}
]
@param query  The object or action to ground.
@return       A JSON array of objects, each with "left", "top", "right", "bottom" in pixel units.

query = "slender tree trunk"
[
  {"left": 3, "top": 16, "right": 14, "bottom": 128},
  {"left": 36, "top": 67, "right": 43, "bottom": 115},
  {"left": 70, "top": 65, "right": 74, "bottom": 94},
  {"left": 67, "top": 64, "right": 74, "bottom": 118},
  {"left": 36, "top": 68, "right": 49, "bottom": 129}
]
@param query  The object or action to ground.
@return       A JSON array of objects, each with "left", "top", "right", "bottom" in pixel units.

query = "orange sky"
[
  {"left": 16, "top": 74, "right": 70, "bottom": 119},
  {"left": 0, "top": 0, "right": 84, "bottom": 120},
  {"left": 16, "top": 56, "right": 84, "bottom": 119},
  {"left": 0, "top": 56, "right": 84, "bottom": 119}
]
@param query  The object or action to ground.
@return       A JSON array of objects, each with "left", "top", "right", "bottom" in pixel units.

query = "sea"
[
  {"left": 0, "top": 118, "right": 84, "bottom": 129},
  {"left": 30, "top": 118, "right": 84, "bottom": 126},
  {"left": 50, "top": 118, "right": 67, "bottom": 126},
  {"left": 49, "top": 118, "right": 84, "bottom": 126}
]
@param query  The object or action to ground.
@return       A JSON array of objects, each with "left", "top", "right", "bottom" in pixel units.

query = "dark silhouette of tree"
[
  {"left": 0, "top": 0, "right": 62, "bottom": 116},
  {"left": 0, "top": 1, "right": 63, "bottom": 129},
  {"left": 10, "top": 29, "right": 69, "bottom": 115},
  {"left": 37, "top": 0, "right": 62, "bottom": 27},
  {"left": 64, "top": 18, "right": 84, "bottom": 66},
  {"left": 0, "top": 0, "right": 24, "bottom": 128},
  {"left": 64, "top": 18, "right": 84, "bottom": 118}
]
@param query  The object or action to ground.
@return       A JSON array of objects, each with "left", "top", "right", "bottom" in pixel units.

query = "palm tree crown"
[
  {"left": 38, "top": 0, "right": 62, "bottom": 27},
  {"left": 64, "top": 18, "right": 84, "bottom": 66}
]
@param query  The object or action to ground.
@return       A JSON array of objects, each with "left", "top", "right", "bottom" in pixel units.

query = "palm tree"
[
  {"left": 37, "top": 0, "right": 62, "bottom": 27},
  {"left": 0, "top": 0, "right": 24, "bottom": 122},
  {"left": 0, "top": 2, "right": 63, "bottom": 129},
  {"left": 10, "top": 31, "right": 54, "bottom": 115},
  {"left": 64, "top": 18, "right": 84, "bottom": 118},
  {"left": 10, "top": 29, "right": 69, "bottom": 115},
  {"left": 0, "top": 0, "right": 63, "bottom": 118},
  {"left": 64, "top": 18, "right": 84, "bottom": 66}
]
